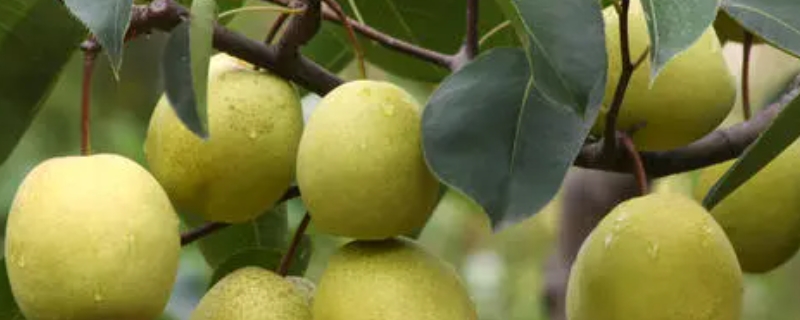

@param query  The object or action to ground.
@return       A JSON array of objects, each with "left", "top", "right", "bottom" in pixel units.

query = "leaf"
[
  {"left": 301, "top": 22, "right": 354, "bottom": 75},
  {"left": 209, "top": 236, "right": 312, "bottom": 286},
  {"left": 0, "top": 259, "right": 24, "bottom": 319},
  {"left": 185, "top": 205, "right": 290, "bottom": 269},
  {"left": 422, "top": 48, "right": 603, "bottom": 228},
  {"left": 0, "top": 0, "right": 86, "bottom": 167},
  {"left": 639, "top": 0, "right": 718, "bottom": 80},
  {"left": 721, "top": 0, "right": 800, "bottom": 57},
  {"left": 493, "top": 0, "right": 607, "bottom": 114},
  {"left": 335, "top": 0, "right": 517, "bottom": 82},
  {"left": 703, "top": 94, "right": 800, "bottom": 209},
  {"left": 162, "top": 18, "right": 210, "bottom": 138},
  {"left": 63, "top": 0, "right": 132, "bottom": 76}
]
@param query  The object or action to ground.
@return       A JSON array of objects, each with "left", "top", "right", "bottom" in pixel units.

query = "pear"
[
  {"left": 567, "top": 193, "right": 742, "bottom": 320},
  {"left": 5, "top": 154, "right": 180, "bottom": 320},
  {"left": 592, "top": 0, "right": 736, "bottom": 151},
  {"left": 313, "top": 237, "right": 477, "bottom": 320},
  {"left": 145, "top": 53, "right": 303, "bottom": 223},
  {"left": 694, "top": 139, "right": 800, "bottom": 273},
  {"left": 296, "top": 80, "right": 440, "bottom": 239},
  {"left": 190, "top": 267, "right": 311, "bottom": 320}
]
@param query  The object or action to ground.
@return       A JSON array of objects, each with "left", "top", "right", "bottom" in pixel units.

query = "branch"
[
  {"left": 277, "top": 212, "right": 311, "bottom": 276},
  {"left": 275, "top": 0, "right": 321, "bottom": 59},
  {"left": 451, "top": 0, "right": 479, "bottom": 71},
  {"left": 576, "top": 74, "right": 800, "bottom": 177},
  {"left": 266, "top": 0, "right": 454, "bottom": 69},
  {"left": 81, "top": 0, "right": 343, "bottom": 95},
  {"left": 181, "top": 222, "right": 230, "bottom": 246},
  {"left": 602, "top": 0, "right": 636, "bottom": 158}
]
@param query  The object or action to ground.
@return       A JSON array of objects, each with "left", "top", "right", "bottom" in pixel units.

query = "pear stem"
[
  {"left": 181, "top": 222, "right": 230, "bottom": 246},
  {"left": 80, "top": 48, "right": 97, "bottom": 156},
  {"left": 264, "top": 12, "right": 290, "bottom": 45},
  {"left": 742, "top": 32, "right": 753, "bottom": 121},
  {"left": 619, "top": 131, "right": 649, "bottom": 195},
  {"left": 277, "top": 213, "right": 311, "bottom": 276},
  {"left": 602, "top": 0, "right": 636, "bottom": 160},
  {"left": 322, "top": 0, "right": 367, "bottom": 79}
]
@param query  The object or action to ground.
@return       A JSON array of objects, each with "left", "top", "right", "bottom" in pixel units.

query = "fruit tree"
[{"left": 2, "top": 0, "right": 800, "bottom": 319}]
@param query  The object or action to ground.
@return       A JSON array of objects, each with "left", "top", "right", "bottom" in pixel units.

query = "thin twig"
[
  {"left": 602, "top": 0, "right": 635, "bottom": 159},
  {"left": 262, "top": 0, "right": 453, "bottom": 69},
  {"left": 265, "top": 13, "right": 291, "bottom": 44},
  {"left": 619, "top": 132, "right": 649, "bottom": 195},
  {"left": 463, "top": 0, "right": 479, "bottom": 59},
  {"left": 181, "top": 222, "right": 230, "bottom": 246},
  {"left": 80, "top": 48, "right": 97, "bottom": 156},
  {"left": 322, "top": 0, "right": 366, "bottom": 78},
  {"left": 742, "top": 32, "right": 753, "bottom": 120},
  {"left": 218, "top": 5, "right": 303, "bottom": 20},
  {"left": 277, "top": 213, "right": 311, "bottom": 276},
  {"left": 479, "top": 21, "right": 511, "bottom": 47}
]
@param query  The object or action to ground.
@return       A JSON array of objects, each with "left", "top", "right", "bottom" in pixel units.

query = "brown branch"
[
  {"left": 181, "top": 222, "right": 230, "bottom": 246},
  {"left": 576, "top": 74, "right": 800, "bottom": 177},
  {"left": 602, "top": 0, "right": 636, "bottom": 158},
  {"left": 276, "top": 0, "right": 321, "bottom": 60},
  {"left": 266, "top": 0, "right": 454, "bottom": 69},
  {"left": 451, "top": 0, "right": 479, "bottom": 71},
  {"left": 277, "top": 212, "right": 311, "bottom": 276},
  {"left": 742, "top": 32, "right": 753, "bottom": 120}
]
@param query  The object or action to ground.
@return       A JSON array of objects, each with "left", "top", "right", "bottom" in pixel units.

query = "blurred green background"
[{"left": 2, "top": 4, "right": 800, "bottom": 319}]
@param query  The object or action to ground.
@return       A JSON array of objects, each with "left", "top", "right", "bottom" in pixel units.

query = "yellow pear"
[
  {"left": 313, "top": 237, "right": 477, "bottom": 320},
  {"left": 296, "top": 80, "right": 440, "bottom": 239},
  {"left": 693, "top": 140, "right": 800, "bottom": 273},
  {"left": 566, "top": 193, "right": 742, "bottom": 320},
  {"left": 145, "top": 53, "right": 303, "bottom": 223},
  {"left": 593, "top": 0, "right": 736, "bottom": 151},
  {"left": 190, "top": 267, "right": 312, "bottom": 320},
  {"left": 5, "top": 154, "right": 180, "bottom": 320}
]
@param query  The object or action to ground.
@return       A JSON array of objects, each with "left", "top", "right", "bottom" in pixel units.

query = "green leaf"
[
  {"left": 0, "top": 0, "right": 86, "bottom": 167},
  {"left": 493, "top": 0, "right": 607, "bottom": 113},
  {"left": 704, "top": 94, "right": 800, "bottom": 209},
  {"left": 721, "top": 0, "right": 800, "bottom": 57},
  {"left": 63, "top": 0, "right": 132, "bottom": 75},
  {"left": 422, "top": 48, "right": 602, "bottom": 228},
  {"left": 335, "top": 0, "right": 517, "bottom": 82},
  {"left": 209, "top": 237, "right": 312, "bottom": 287},
  {"left": 301, "top": 22, "right": 354, "bottom": 75},
  {"left": 640, "top": 0, "right": 718, "bottom": 80},
  {"left": 162, "top": 19, "right": 210, "bottom": 138},
  {"left": 185, "top": 205, "right": 290, "bottom": 269},
  {"left": 0, "top": 259, "right": 24, "bottom": 319}
]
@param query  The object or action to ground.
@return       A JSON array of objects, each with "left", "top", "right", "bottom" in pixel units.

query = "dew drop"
[
  {"left": 94, "top": 293, "right": 104, "bottom": 302},
  {"left": 248, "top": 130, "right": 258, "bottom": 140},
  {"left": 15, "top": 255, "right": 25, "bottom": 268},
  {"left": 604, "top": 234, "right": 614, "bottom": 248},
  {"left": 359, "top": 142, "right": 367, "bottom": 151},
  {"left": 381, "top": 104, "right": 395, "bottom": 116},
  {"left": 647, "top": 242, "right": 659, "bottom": 259}
]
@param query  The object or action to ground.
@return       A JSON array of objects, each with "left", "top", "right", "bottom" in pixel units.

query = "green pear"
[
  {"left": 296, "top": 80, "right": 440, "bottom": 239},
  {"left": 5, "top": 154, "right": 180, "bottom": 320},
  {"left": 313, "top": 237, "right": 477, "bottom": 320},
  {"left": 145, "top": 53, "right": 303, "bottom": 223},
  {"left": 567, "top": 193, "right": 742, "bottom": 320},
  {"left": 190, "top": 267, "right": 312, "bottom": 320},
  {"left": 693, "top": 140, "right": 800, "bottom": 273},
  {"left": 592, "top": 0, "right": 736, "bottom": 151}
]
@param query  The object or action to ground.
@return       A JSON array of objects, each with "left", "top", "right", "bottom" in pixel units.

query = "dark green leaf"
[
  {"left": 422, "top": 48, "right": 602, "bottom": 228},
  {"left": 335, "top": 0, "right": 517, "bottom": 82},
  {"left": 640, "top": 0, "right": 718, "bottom": 79},
  {"left": 0, "top": 0, "right": 86, "bottom": 166},
  {"left": 184, "top": 205, "right": 290, "bottom": 269},
  {"left": 494, "top": 0, "right": 607, "bottom": 113},
  {"left": 209, "top": 236, "right": 312, "bottom": 286},
  {"left": 0, "top": 259, "right": 23, "bottom": 319},
  {"left": 301, "top": 22, "right": 354, "bottom": 75},
  {"left": 704, "top": 94, "right": 800, "bottom": 209},
  {"left": 721, "top": 0, "right": 800, "bottom": 57},
  {"left": 63, "top": 0, "right": 132, "bottom": 75},
  {"left": 162, "top": 20, "right": 208, "bottom": 138}
]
